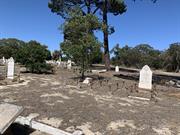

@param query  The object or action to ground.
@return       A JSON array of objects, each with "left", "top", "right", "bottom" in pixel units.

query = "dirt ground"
[{"left": 1, "top": 68, "right": 180, "bottom": 135}]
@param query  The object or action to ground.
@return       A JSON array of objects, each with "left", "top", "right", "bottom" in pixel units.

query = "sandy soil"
[{"left": 1, "top": 69, "right": 180, "bottom": 135}]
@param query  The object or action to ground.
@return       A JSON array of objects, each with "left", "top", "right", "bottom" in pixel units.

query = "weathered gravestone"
[
  {"left": 67, "top": 60, "right": 72, "bottom": 70},
  {"left": 7, "top": 57, "right": 15, "bottom": 79},
  {"left": 0, "top": 103, "right": 23, "bottom": 134},
  {"left": 2, "top": 57, "right": 6, "bottom": 64},
  {"left": 115, "top": 66, "right": 119, "bottom": 72},
  {"left": 0, "top": 66, "right": 6, "bottom": 80},
  {"left": 139, "top": 65, "right": 152, "bottom": 90}
]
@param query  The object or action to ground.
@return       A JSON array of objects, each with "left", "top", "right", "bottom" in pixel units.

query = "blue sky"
[{"left": 0, "top": 0, "right": 179, "bottom": 52}]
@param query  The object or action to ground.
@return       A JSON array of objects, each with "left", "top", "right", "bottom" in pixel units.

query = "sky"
[{"left": 0, "top": 0, "right": 179, "bottom": 52}]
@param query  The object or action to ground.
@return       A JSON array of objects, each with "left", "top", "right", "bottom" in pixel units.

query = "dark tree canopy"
[
  {"left": 164, "top": 43, "right": 180, "bottom": 72},
  {"left": 48, "top": 0, "right": 126, "bottom": 17},
  {"left": 0, "top": 38, "right": 26, "bottom": 60},
  {"left": 0, "top": 38, "right": 52, "bottom": 73},
  {"left": 48, "top": 0, "right": 127, "bottom": 70},
  {"left": 111, "top": 44, "right": 162, "bottom": 69},
  {"left": 17, "top": 41, "right": 52, "bottom": 73},
  {"left": 52, "top": 50, "right": 61, "bottom": 61}
]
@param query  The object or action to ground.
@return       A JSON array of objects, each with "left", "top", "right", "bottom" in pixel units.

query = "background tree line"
[
  {"left": 0, "top": 38, "right": 52, "bottom": 73},
  {"left": 111, "top": 43, "right": 180, "bottom": 72}
]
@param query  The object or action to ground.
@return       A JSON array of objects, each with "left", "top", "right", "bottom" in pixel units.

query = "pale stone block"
[
  {"left": 7, "top": 57, "right": 15, "bottom": 79},
  {"left": 67, "top": 60, "right": 72, "bottom": 70},
  {"left": 83, "top": 77, "right": 92, "bottom": 84},
  {"left": 0, "top": 103, "right": 23, "bottom": 134},
  {"left": 138, "top": 65, "right": 152, "bottom": 90},
  {"left": 115, "top": 66, "right": 119, "bottom": 72}
]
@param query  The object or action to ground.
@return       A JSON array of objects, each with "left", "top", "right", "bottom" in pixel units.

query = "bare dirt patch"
[{"left": 1, "top": 69, "right": 180, "bottom": 135}]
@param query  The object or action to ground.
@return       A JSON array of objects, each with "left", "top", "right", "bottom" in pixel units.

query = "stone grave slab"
[{"left": 0, "top": 103, "right": 23, "bottom": 134}]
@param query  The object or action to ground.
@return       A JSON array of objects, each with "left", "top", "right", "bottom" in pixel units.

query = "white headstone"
[
  {"left": 67, "top": 60, "right": 72, "bottom": 70},
  {"left": 115, "top": 66, "right": 119, "bottom": 72},
  {"left": 83, "top": 77, "right": 92, "bottom": 84},
  {"left": 7, "top": 57, "right": 15, "bottom": 79},
  {"left": 2, "top": 57, "right": 5, "bottom": 64},
  {"left": 139, "top": 65, "right": 152, "bottom": 89}
]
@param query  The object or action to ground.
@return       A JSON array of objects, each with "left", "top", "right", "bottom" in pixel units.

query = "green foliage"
[
  {"left": 16, "top": 41, "right": 53, "bottom": 73},
  {"left": 48, "top": 0, "right": 127, "bottom": 70},
  {"left": 112, "top": 44, "right": 163, "bottom": 69},
  {"left": 0, "top": 38, "right": 52, "bottom": 73},
  {"left": 60, "top": 11, "right": 101, "bottom": 78},
  {"left": 95, "top": 0, "right": 127, "bottom": 15},
  {"left": 52, "top": 50, "right": 61, "bottom": 60},
  {"left": 163, "top": 43, "right": 180, "bottom": 72},
  {"left": 0, "top": 38, "right": 25, "bottom": 60}
]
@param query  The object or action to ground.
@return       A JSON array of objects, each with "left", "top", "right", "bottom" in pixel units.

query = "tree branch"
[{"left": 93, "top": 7, "right": 100, "bottom": 14}]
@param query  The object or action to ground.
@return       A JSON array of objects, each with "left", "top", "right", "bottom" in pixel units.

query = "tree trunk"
[
  {"left": 103, "top": 0, "right": 110, "bottom": 70},
  {"left": 176, "top": 65, "right": 179, "bottom": 73}
]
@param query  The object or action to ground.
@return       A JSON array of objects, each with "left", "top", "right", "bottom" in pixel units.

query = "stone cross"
[
  {"left": 138, "top": 65, "right": 152, "bottom": 90},
  {"left": 7, "top": 57, "right": 15, "bottom": 79},
  {"left": 115, "top": 66, "right": 119, "bottom": 72}
]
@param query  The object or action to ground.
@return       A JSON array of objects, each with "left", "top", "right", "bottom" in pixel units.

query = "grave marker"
[
  {"left": 67, "top": 60, "right": 72, "bottom": 70},
  {"left": 115, "top": 66, "right": 119, "bottom": 72},
  {"left": 139, "top": 65, "right": 152, "bottom": 90},
  {"left": 2, "top": 57, "right": 6, "bottom": 64},
  {"left": 7, "top": 57, "right": 14, "bottom": 79}
]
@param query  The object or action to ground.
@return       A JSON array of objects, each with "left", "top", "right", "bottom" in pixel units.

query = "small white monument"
[
  {"left": 83, "top": 77, "right": 92, "bottom": 85},
  {"left": 139, "top": 65, "right": 152, "bottom": 90},
  {"left": 2, "top": 57, "right": 6, "bottom": 64},
  {"left": 115, "top": 66, "right": 119, "bottom": 72},
  {"left": 7, "top": 57, "right": 15, "bottom": 79},
  {"left": 67, "top": 60, "right": 72, "bottom": 70}
]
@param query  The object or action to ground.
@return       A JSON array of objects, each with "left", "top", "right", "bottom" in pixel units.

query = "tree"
[
  {"left": 133, "top": 44, "right": 162, "bottom": 68},
  {"left": 49, "top": 0, "right": 158, "bottom": 70},
  {"left": 52, "top": 50, "right": 61, "bottom": 60},
  {"left": 95, "top": 0, "right": 127, "bottom": 70},
  {"left": 60, "top": 10, "right": 101, "bottom": 78},
  {"left": 111, "top": 44, "right": 162, "bottom": 69},
  {"left": 0, "top": 38, "right": 25, "bottom": 60},
  {"left": 164, "top": 43, "right": 180, "bottom": 72},
  {"left": 17, "top": 41, "right": 52, "bottom": 73},
  {"left": 48, "top": 0, "right": 126, "bottom": 70}
]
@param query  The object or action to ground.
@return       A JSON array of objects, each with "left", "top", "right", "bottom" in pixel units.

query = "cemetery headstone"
[
  {"left": 139, "top": 65, "right": 152, "bottom": 90},
  {"left": 7, "top": 57, "right": 15, "bottom": 79},
  {"left": 0, "top": 66, "right": 6, "bottom": 80},
  {"left": 2, "top": 57, "right": 6, "bottom": 64},
  {"left": 115, "top": 66, "right": 119, "bottom": 72},
  {"left": 67, "top": 60, "right": 72, "bottom": 70}
]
